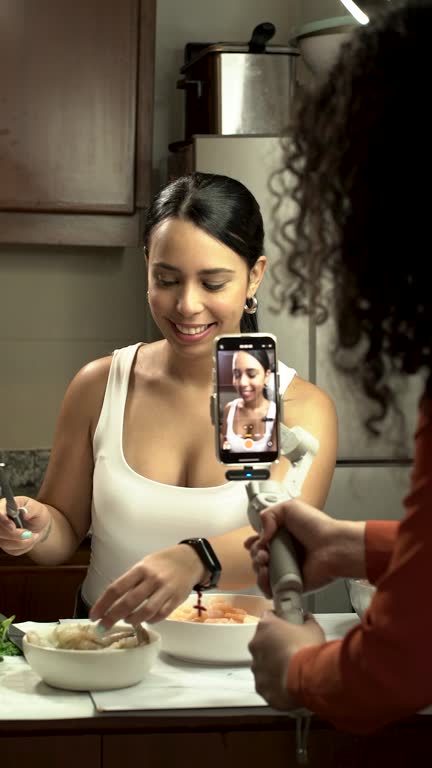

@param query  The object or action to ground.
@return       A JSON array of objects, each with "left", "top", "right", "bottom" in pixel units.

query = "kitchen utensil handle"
[
  {"left": 246, "top": 482, "right": 304, "bottom": 624},
  {"left": 0, "top": 463, "right": 26, "bottom": 528},
  {"left": 269, "top": 529, "right": 304, "bottom": 624},
  {"left": 176, "top": 78, "right": 204, "bottom": 98}
]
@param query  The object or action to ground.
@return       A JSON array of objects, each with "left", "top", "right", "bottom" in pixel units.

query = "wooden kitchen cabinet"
[
  {"left": 0, "top": 736, "right": 100, "bottom": 768},
  {"left": 0, "top": 0, "right": 155, "bottom": 246},
  {"left": 103, "top": 725, "right": 432, "bottom": 768},
  {"left": 2, "top": 713, "right": 432, "bottom": 768},
  {"left": 0, "top": 539, "right": 90, "bottom": 621}
]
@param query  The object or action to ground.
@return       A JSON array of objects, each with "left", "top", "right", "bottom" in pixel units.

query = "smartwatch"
[{"left": 179, "top": 537, "right": 222, "bottom": 591}]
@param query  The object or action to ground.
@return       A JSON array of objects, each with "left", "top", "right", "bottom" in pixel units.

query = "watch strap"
[{"left": 179, "top": 537, "right": 222, "bottom": 591}]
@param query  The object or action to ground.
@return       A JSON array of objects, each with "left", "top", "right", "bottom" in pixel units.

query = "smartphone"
[{"left": 212, "top": 333, "right": 281, "bottom": 466}]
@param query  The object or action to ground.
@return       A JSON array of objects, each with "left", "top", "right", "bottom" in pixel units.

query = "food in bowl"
[
  {"left": 168, "top": 595, "right": 259, "bottom": 624},
  {"left": 23, "top": 621, "right": 161, "bottom": 691},
  {"left": 155, "top": 593, "right": 270, "bottom": 665},
  {"left": 26, "top": 622, "right": 149, "bottom": 650}
]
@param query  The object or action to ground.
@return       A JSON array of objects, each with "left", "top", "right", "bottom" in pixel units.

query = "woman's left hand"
[
  {"left": 249, "top": 610, "right": 325, "bottom": 710},
  {"left": 89, "top": 545, "right": 203, "bottom": 630}
]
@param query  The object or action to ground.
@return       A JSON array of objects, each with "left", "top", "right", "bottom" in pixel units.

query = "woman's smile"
[
  {"left": 169, "top": 320, "right": 217, "bottom": 342},
  {"left": 239, "top": 388, "right": 255, "bottom": 400}
]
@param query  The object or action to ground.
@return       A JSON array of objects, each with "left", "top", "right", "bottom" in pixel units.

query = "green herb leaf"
[
  {"left": 0, "top": 614, "right": 15, "bottom": 642},
  {"left": 0, "top": 615, "right": 23, "bottom": 656}
]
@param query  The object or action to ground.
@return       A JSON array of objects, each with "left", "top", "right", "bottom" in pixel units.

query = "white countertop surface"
[
  {"left": 0, "top": 614, "right": 354, "bottom": 721},
  {"left": 1, "top": 614, "right": 429, "bottom": 721}
]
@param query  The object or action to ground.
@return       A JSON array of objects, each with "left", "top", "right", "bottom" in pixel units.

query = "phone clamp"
[{"left": 225, "top": 465, "right": 271, "bottom": 481}]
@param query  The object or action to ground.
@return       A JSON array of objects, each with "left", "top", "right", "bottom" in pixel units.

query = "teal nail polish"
[
  {"left": 95, "top": 622, "right": 107, "bottom": 634},
  {"left": 20, "top": 531, "right": 32, "bottom": 540}
]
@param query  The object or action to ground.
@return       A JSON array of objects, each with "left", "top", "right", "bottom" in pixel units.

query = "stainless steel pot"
[{"left": 177, "top": 23, "right": 299, "bottom": 141}]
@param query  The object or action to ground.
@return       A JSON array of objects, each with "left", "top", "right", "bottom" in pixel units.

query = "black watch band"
[{"left": 179, "top": 537, "right": 222, "bottom": 591}]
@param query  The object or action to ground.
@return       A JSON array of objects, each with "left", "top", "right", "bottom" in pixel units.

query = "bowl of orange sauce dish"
[{"left": 154, "top": 593, "right": 271, "bottom": 665}]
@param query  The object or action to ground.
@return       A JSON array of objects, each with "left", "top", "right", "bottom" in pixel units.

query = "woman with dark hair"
[
  {"left": 142, "top": 173, "right": 264, "bottom": 334},
  {"left": 246, "top": 1, "right": 432, "bottom": 734},
  {"left": 222, "top": 350, "right": 277, "bottom": 453},
  {"left": 0, "top": 172, "right": 337, "bottom": 629}
]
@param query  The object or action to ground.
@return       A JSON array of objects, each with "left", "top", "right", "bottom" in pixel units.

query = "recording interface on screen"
[{"left": 215, "top": 336, "right": 279, "bottom": 464}]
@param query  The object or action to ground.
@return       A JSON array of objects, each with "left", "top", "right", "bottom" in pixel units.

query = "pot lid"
[{"left": 181, "top": 43, "right": 299, "bottom": 74}]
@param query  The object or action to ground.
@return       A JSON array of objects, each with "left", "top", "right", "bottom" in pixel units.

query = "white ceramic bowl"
[
  {"left": 155, "top": 593, "right": 270, "bottom": 665},
  {"left": 347, "top": 579, "right": 376, "bottom": 618},
  {"left": 23, "top": 622, "right": 161, "bottom": 691},
  {"left": 291, "top": 16, "right": 359, "bottom": 77}
]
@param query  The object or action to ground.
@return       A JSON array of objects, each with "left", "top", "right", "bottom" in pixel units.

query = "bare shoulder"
[
  {"left": 277, "top": 376, "right": 338, "bottom": 507},
  {"left": 282, "top": 374, "right": 337, "bottom": 432},
  {"left": 135, "top": 339, "right": 167, "bottom": 375},
  {"left": 58, "top": 354, "right": 114, "bottom": 430},
  {"left": 67, "top": 355, "right": 113, "bottom": 397}
]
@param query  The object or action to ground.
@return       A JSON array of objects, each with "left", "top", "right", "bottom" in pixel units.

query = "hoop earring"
[{"left": 244, "top": 296, "right": 258, "bottom": 315}]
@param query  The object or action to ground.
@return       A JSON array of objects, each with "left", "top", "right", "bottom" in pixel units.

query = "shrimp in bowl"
[{"left": 155, "top": 593, "right": 271, "bottom": 664}]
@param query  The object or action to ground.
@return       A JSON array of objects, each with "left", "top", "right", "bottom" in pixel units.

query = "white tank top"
[
  {"left": 81, "top": 343, "right": 296, "bottom": 605},
  {"left": 225, "top": 399, "right": 277, "bottom": 452}
]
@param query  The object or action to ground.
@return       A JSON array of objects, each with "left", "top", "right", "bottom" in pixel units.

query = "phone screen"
[{"left": 213, "top": 334, "right": 280, "bottom": 465}]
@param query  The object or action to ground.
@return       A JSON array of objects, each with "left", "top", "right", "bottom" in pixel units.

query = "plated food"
[
  {"left": 26, "top": 621, "right": 149, "bottom": 650},
  {"left": 156, "top": 593, "right": 271, "bottom": 665},
  {"left": 23, "top": 621, "right": 161, "bottom": 691},
  {"left": 168, "top": 595, "right": 259, "bottom": 625}
]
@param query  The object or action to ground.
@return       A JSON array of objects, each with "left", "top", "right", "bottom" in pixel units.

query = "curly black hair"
[{"left": 279, "top": 1, "right": 432, "bottom": 432}]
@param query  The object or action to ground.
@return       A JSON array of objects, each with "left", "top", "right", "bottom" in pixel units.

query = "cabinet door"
[
  {"left": 0, "top": 565, "right": 88, "bottom": 621},
  {"left": 0, "top": 0, "right": 139, "bottom": 214},
  {"left": 0, "top": 736, "right": 100, "bottom": 768},
  {"left": 103, "top": 728, "right": 432, "bottom": 768}
]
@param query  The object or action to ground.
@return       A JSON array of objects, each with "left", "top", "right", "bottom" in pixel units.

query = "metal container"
[{"left": 177, "top": 27, "right": 299, "bottom": 141}]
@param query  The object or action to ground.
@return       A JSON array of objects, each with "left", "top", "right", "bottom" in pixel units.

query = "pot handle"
[
  {"left": 248, "top": 22, "right": 276, "bottom": 53},
  {"left": 176, "top": 79, "right": 204, "bottom": 99}
]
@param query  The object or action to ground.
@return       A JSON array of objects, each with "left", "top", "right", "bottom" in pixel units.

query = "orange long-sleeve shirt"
[{"left": 288, "top": 395, "right": 432, "bottom": 733}]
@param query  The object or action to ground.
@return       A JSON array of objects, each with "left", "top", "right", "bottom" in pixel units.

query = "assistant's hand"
[
  {"left": 249, "top": 610, "right": 325, "bottom": 710},
  {"left": 245, "top": 498, "right": 364, "bottom": 594},
  {"left": 89, "top": 545, "right": 204, "bottom": 630},
  {"left": 0, "top": 496, "right": 52, "bottom": 555}
]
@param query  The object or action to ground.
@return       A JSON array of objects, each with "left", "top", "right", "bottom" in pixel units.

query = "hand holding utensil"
[{"left": 0, "top": 463, "right": 27, "bottom": 529}]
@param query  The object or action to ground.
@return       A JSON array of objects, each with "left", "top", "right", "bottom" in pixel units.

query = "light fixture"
[{"left": 339, "top": 1, "right": 392, "bottom": 25}]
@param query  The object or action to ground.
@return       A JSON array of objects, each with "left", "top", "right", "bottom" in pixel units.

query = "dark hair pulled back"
[{"left": 143, "top": 172, "right": 265, "bottom": 332}]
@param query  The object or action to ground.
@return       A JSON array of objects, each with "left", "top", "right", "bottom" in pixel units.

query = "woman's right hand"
[
  {"left": 0, "top": 496, "right": 51, "bottom": 555},
  {"left": 89, "top": 544, "right": 208, "bottom": 631},
  {"left": 244, "top": 498, "right": 366, "bottom": 594}
]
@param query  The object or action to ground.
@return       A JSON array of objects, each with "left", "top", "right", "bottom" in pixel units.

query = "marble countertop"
[
  {"left": 0, "top": 614, "right": 357, "bottom": 721},
  {"left": 2, "top": 614, "right": 431, "bottom": 723}
]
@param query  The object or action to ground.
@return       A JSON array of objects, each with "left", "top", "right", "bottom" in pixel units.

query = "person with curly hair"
[{"left": 246, "top": 1, "right": 432, "bottom": 734}]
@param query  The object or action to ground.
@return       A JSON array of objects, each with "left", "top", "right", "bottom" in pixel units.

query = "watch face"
[{"left": 179, "top": 538, "right": 222, "bottom": 590}]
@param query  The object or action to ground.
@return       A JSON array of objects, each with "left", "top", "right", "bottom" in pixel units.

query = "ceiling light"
[{"left": 339, "top": 1, "right": 392, "bottom": 25}]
